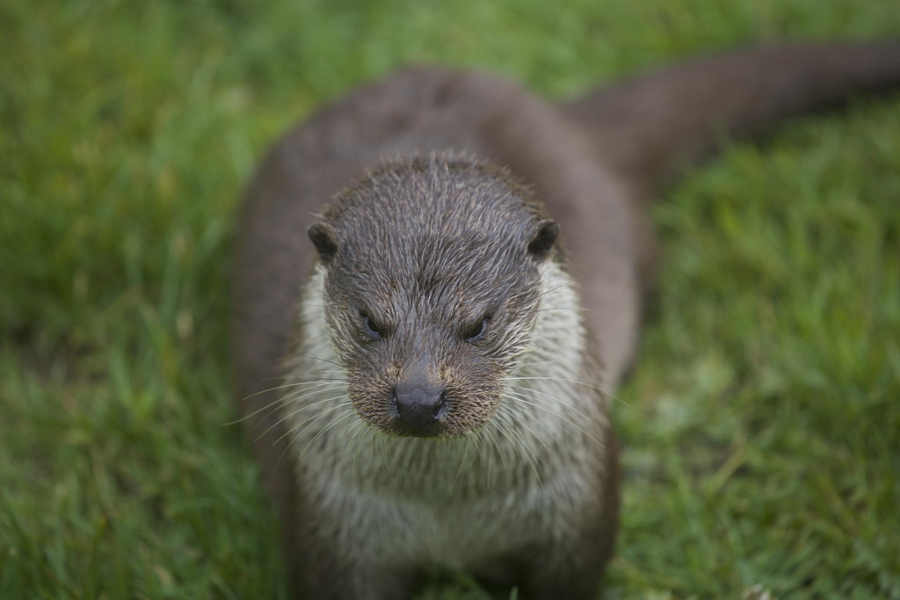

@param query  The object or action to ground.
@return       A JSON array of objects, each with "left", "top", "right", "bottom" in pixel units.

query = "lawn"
[{"left": 1, "top": 0, "right": 899, "bottom": 598}]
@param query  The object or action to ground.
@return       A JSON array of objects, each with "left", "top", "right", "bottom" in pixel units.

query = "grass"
[{"left": 1, "top": 0, "right": 899, "bottom": 598}]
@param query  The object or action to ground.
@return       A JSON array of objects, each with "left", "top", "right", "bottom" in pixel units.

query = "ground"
[{"left": 1, "top": 0, "right": 899, "bottom": 598}]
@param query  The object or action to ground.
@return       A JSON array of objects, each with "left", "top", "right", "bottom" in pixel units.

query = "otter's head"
[{"left": 308, "top": 158, "right": 560, "bottom": 439}]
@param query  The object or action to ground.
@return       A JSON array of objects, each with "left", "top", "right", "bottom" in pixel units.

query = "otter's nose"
[{"left": 393, "top": 381, "right": 447, "bottom": 427}]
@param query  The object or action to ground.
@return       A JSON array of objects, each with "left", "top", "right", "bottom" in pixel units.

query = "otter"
[{"left": 232, "top": 44, "right": 900, "bottom": 599}]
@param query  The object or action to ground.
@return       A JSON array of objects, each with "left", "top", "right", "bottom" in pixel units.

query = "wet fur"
[{"left": 232, "top": 43, "right": 900, "bottom": 599}]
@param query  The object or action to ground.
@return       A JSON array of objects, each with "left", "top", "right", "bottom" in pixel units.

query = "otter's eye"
[
  {"left": 361, "top": 312, "right": 383, "bottom": 340},
  {"left": 464, "top": 316, "right": 490, "bottom": 342}
]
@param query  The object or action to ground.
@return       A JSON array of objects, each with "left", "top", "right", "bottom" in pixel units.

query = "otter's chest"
[{"left": 310, "top": 470, "right": 589, "bottom": 570}]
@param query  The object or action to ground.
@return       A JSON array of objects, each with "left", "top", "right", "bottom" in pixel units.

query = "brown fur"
[{"left": 232, "top": 43, "right": 900, "bottom": 599}]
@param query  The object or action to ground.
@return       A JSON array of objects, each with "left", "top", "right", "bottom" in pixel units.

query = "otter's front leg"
[
  {"left": 285, "top": 543, "right": 421, "bottom": 600},
  {"left": 284, "top": 498, "right": 423, "bottom": 600},
  {"left": 515, "top": 533, "right": 615, "bottom": 600},
  {"left": 517, "top": 559, "right": 604, "bottom": 600},
  {"left": 517, "top": 467, "right": 620, "bottom": 599}
]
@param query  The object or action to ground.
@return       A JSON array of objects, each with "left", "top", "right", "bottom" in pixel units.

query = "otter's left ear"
[
  {"left": 308, "top": 223, "right": 339, "bottom": 264},
  {"left": 527, "top": 219, "right": 559, "bottom": 260}
]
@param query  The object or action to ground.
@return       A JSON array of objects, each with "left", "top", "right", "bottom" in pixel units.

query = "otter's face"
[{"left": 307, "top": 159, "right": 560, "bottom": 439}]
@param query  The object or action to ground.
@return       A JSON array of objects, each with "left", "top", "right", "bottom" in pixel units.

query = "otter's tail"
[{"left": 560, "top": 43, "right": 900, "bottom": 194}]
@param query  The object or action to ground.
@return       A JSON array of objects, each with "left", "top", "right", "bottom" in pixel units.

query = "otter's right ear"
[
  {"left": 527, "top": 219, "right": 559, "bottom": 260},
  {"left": 308, "top": 223, "right": 339, "bottom": 264}
]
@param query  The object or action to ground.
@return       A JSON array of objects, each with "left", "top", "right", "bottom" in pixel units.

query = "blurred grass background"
[{"left": 1, "top": 0, "right": 899, "bottom": 598}]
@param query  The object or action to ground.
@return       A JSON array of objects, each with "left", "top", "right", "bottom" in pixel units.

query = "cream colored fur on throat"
[{"left": 280, "top": 260, "right": 610, "bottom": 565}]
